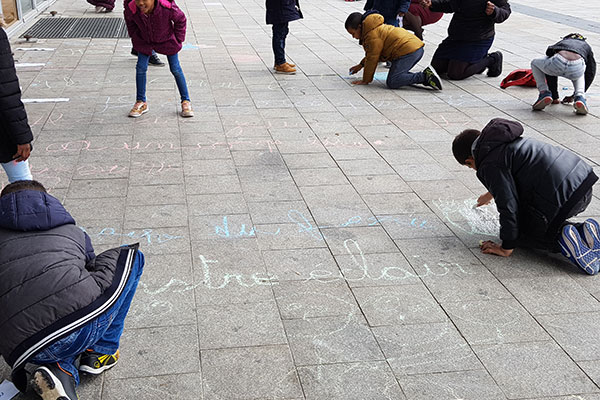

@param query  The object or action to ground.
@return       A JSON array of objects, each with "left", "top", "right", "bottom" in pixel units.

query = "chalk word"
[
  {"left": 432, "top": 198, "right": 499, "bottom": 237},
  {"left": 80, "top": 227, "right": 184, "bottom": 245},
  {"left": 14, "top": 47, "right": 54, "bottom": 51},
  {"left": 22, "top": 98, "right": 70, "bottom": 103}
]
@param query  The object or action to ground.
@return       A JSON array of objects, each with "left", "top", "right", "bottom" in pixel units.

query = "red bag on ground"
[{"left": 500, "top": 69, "right": 537, "bottom": 89}]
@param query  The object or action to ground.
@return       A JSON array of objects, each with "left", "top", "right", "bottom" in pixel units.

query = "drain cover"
[{"left": 21, "top": 17, "right": 129, "bottom": 39}]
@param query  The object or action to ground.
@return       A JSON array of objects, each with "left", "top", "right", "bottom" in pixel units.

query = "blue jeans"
[
  {"left": 272, "top": 23, "right": 289, "bottom": 65},
  {"left": 136, "top": 53, "right": 190, "bottom": 102},
  {"left": 1, "top": 159, "right": 32, "bottom": 182},
  {"left": 531, "top": 54, "right": 586, "bottom": 97},
  {"left": 386, "top": 47, "right": 425, "bottom": 89},
  {"left": 30, "top": 250, "right": 145, "bottom": 385}
]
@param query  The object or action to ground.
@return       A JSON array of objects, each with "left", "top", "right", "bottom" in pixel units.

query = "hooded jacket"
[
  {"left": 430, "top": 0, "right": 511, "bottom": 41},
  {"left": 266, "top": 0, "right": 302, "bottom": 25},
  {"left": 545, "top": 37, "right": 596, "bottom": 99},
  {"left": 0, "top": 29, "right": 33, "bottom": 164},
  {"left": 473, "top": 118, "right": 598, "bottom": 249},
  {"left": 0, "top": 190, "right": 139, "bottom": 392},
  {"left": 359, "top": 12, "right": 424, "bottom": 83},
  {"left": 124, "top": 0, "right": 187, "bottom": 56}
]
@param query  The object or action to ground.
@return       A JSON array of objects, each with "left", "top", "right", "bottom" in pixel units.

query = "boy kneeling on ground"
[
  {"left": 345, "top": 11, "right": 442, "bottom": 90},
  {"left": 453, "top": 118, "right": 600, "bottom": 274},
  {"left": 0, "top": 180, "right": 144, "bottom": 400}
]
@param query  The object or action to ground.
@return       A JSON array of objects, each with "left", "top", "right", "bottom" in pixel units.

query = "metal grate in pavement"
[{"left": 20, "top": 17, "right": 129, "bottom": 39}]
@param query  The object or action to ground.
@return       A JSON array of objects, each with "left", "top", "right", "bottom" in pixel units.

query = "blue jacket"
[
  {"left": 364, "top": 0, "right": 410, "bottom": 22},
  {"left": 0, "top": 190, "right": 139, "bottom": 393},
  {"left": 266, "top": 0, "right": 302, "bottom": 25}
]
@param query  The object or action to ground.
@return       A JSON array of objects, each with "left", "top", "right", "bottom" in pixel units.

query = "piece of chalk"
[{"left": 479, "top": 240, "right": 484, "bottom": 247}]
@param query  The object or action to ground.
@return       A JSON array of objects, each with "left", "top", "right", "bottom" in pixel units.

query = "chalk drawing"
[
  {"left": 80, "top": 227, "right": 184, "bottom": 245},
  {"left": 22, "top": 98, "right": 70, "bottom": 103},
  {"left": 215, "top": 216, "right": 281, "bottom": 238},
  {"left": 432, "top": 198, "right": 499, "bottom": 237},
  {"left": 14, "top": 47, "right": 54, "bottom": 51},
  {"left": 15, "top": 63, "right": 45, "bottom": 68}
]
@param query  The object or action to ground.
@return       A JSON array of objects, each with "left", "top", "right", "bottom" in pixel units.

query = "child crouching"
[{"left": 124, "top": 0, "right": 194, "bottom": 118}]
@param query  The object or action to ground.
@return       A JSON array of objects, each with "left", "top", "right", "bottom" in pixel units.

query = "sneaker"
[
  {"left": 583, "top": 219, "right": 600, "bottom": 250},
  {"left": 95, "top": 5, "right": 106, "bottom": 12},
  {"left": 128, "top": 101, "right": 148, "bottom": 118},
  {"left": 559, "top": 224, "right": 600, "bottom": 275},
  {"left": 487, "top": 51, "right": 503, "bottom": 77},
  {"left": 149, "top": 54, "right": 165, "bottom": 67},
  {"left": 181, "top": 100, "right": 194, "bottom": 117},
  {"left": 31, "top": 363, "right": 79, "bottom": 400},
  {"left": 273, "top": 62, "right": 295, "bottom": 69},
  {"left": 574, "top": 95, "right": 589, "bottom": 115},
  {"left": 274, "top": 63, "right": 296, "bottom": 74},
  {"left": 423, "top": 66, "right": 442, "bottom": 90},
  {"left": 131, "top": 48, "right": 138, "bottom": 56},
  {"left": 532, "top": 91, "right": 552, "bottom": 111},
  {"left": 79, "top": 349, "right": 120, "bottom": 375}
]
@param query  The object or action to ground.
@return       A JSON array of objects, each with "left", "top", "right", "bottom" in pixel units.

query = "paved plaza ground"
[{"left": 2, "top": 0, "right": 600, "bottom": 398}]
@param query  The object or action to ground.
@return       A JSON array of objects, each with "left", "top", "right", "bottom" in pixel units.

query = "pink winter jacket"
[{"left": 124, "top": 0, "right": 186, "bottom": 56}]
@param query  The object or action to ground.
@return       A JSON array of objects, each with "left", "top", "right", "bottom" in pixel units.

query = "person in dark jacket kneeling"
[
  {"left": 0, "top": 180, "right": 145, "bottom": 400},
  {"left": 452, "top": 118, "right": 600, "bottom": 274}
]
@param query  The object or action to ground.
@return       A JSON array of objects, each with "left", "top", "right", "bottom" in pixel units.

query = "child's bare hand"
[
  {"left": 419, "top": 0, "right": 432, "bottom": 8},
  {"left": 352, "top": 80, "right": 369, "bottom": 85},
  {"left": 480, "top": 240, "right": 513, "bottom": 257},
  {"left": 476, "top": 191, "right": 493, "bottom": 207},
  {"left": 349, "top": 64, "right": 363, "bottom": 75},
  {"left": 485, "top": 1, "right": 495, "bottom": 15},
  {"left": 562, "top": 95, "right": 575, "bottom": 104}
]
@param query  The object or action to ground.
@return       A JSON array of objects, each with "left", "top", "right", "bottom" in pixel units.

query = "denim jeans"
[
  {"left": 30, "top": 250, "right": 145, "bottom": 385},
  {"left": 386, "top": 47, "right": 425, "bottom": 89},
  {"left": 272, "top": 23, "right": 289, "bottom": 65},
  {"left": 136, "top": 53, "right": 190, "bottom": 102},
  {"left": 1, "top": 159, "right": 32, "bottom": 183},
  {"left": 531, "top": 54, "right": 586, "bottom": 97}
]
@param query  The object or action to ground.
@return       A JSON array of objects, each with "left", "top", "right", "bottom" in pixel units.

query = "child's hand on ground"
[
  {"left": 480, "top": 240, "right": 513, "bottom": 257},
  {"left": 349, "top": 64, "right": 363, "bottom": 75},
  {"left": 352, "top": 80, "right": 369, "bottom": 85},
  {"left": 475, "top": 191, "right": 493, "bottom": 207},
  {"left": 419, "top": 0, "right": 432, "bottom": 8},
  {"left": 485, "top": 1, "right": 495, "bottom": 15},
  {"left": 562, "top": 95, "right": 575, "bottom": 104}
]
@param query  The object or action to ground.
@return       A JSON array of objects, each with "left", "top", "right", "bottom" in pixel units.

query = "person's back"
[
  {"left": 432, "top": 0, "right": 511, "bottom": 41},
  {"left": 364, "top": 0, "right": 410, "bottom": 25}
]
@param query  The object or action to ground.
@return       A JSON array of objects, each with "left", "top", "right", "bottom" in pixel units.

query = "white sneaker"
[{"left": 95, "top": 6, "right": 106, "bottom": 12}]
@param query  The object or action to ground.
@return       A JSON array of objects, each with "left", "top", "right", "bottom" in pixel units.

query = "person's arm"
[
  {"left": 427, "top": 0, "right": 453, "bottom": 14},
  {"left": 489, "top": 0, "right": 511, "bottom": 23},
  {"left": 584, "top": 50, "right": 596, "bottom": 91},
  {"left": 358, "top": 38, "right": 384, "bottom": 84},
  {"left": 0, "top": 30, "right": 34, "bottom": 154},
  {"left": 171, "top": 3, "right": 187, "bottom": 44},
  {"left": 84, "top": 232, "right": 96, "bottom": 262}
]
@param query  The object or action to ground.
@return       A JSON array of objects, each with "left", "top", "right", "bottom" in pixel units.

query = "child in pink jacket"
[{"left": 124, "top": 0, "right": 193, "bottom": 117}]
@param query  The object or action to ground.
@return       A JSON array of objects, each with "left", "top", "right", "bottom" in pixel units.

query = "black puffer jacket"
[
  {"left": 430, "top": 0, "right": 511, "bottom": 41},
  {"left": 473, "top": 118, "right": 598, "bottom": 249},
  {"left": 545, "top": 37, "right": 596, "bottom": 99},
  {"left": 265, "top": 0, "right": 302, "bottom": 25},
  {"left": 0, "top": 28, "right": 33, "bottom": 163},
  {"left": 0, "top": 189, "right": 139, "bottom": 392}
]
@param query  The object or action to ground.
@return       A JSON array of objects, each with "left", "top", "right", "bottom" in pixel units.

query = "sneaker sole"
[
  {"left": 574, "top": 101, "right": 588, "bottom": 115},
  {"left": 274, "top": 71, "right": 296, "bottom": 74},
  {"left": 532, "top": 97, "right": 552, "bottom": 111},
  {"left": 560, "top": 225, "right": 600, "bottom": 274},
  {"left": 181, "top": 112, "right": 195, "bottom": 118},
  {"left": 32, "top": 367, "right": 70, "bottom": 400},
  {"left": 79, "top": 359, "right": 118, "bottom": 375},
  {"left": 584, "top": 219, "right": 600, "bottom": 250},
  {"left": 128, "top": 108, "right": 148, "bottom": 118}
]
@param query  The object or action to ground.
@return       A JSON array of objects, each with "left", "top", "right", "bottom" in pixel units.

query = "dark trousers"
[
  {"left": 431, "top": 55, "right": 494, "bottom": 80},
  {"left": 272, "top": 23, "right": 289, "bottom": 65}
]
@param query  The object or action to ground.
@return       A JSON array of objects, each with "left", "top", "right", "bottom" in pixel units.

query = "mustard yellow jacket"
[{"left": 359, "top": 13, "right": 424, "bottom": 83}]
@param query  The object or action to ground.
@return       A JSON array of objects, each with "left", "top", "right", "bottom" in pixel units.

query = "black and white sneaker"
[
  {"left": 31, "top": 363, "right": 79, "bottom": 400},
  {"left": 149, "top": 54, "right": 165, "bottom": 67}
]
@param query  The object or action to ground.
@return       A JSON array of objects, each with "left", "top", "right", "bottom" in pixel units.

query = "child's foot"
[
  {"left": 274, "top": 63, "right": 296, "bottom": 74},
  {"left": 31, "top": 363, "right": 79, "bottom": 400},
  {"left": 583, "top": 219, "right": 600, "bottom": 251},
  {"left": 128, "top": 101, "right": 148, "bottom": 118},
  {"left": 149, "top": 54, "right": 165, "bottom": 67},
  {"left": 559, "top": 224, "right": 600, "bottom": 275},
  {"left": 423, "top": 66, "right": 442, "bottom": 90},
  {"left": 574, "top": 95, "right": 589, "bottom": 115},
  {"left": 532, "top": 91, "right": 552, "bottom": 111},
  {"left": 274, "top": 62, "right": 295, "bottom": 69},
  {"left": 181, "top": 100, "right": 194, "bottom": 117},
  {"left": 486, "top": 51, "right": 503, "bottom": 77},
  {"left": 79, "top": 349, "right": 120, "bottom": 374}
]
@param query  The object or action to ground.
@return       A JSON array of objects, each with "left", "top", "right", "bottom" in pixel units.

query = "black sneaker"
[
  {"left": 487, "top": 51, "right": 503, "bottom": 77},
  {"left": 79, "top": 349, "right": 120, "bottom": 375},
  {"left": 149, "top": 54, "right": 165, "bottom": 67},
  {"left": 31, "top": 363, "right": 79, "bottom": 400},
  {"left": 130, "top": 48, "right": 138, "bottom": 56},
  {"left": 423, "top": 66, "right": 442, "bottom": 90}
]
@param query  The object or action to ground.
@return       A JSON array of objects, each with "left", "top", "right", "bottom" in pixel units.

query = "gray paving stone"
[
  {"left": 247, "top": 200, "right": 312, "bottom": 225},
  {"left": 127, "top": 184, "right": 186, "bottom": 205},
  {"left": 361, "top": 193, "right": 431, "bottom": 215},
  {"left": 290, "top": 167, "right": 349, "bottom": 186},
  {"left": 201, "top": 345, "right": 303, "bottom": 400},
  {"left": 185, "top": 175, "right": 242, "bottom": 195},
  {"left": 103, "top": 374, "right": 203, "bottom": 400},
  {"left": 282, "top": 152, "right": 338, "bottom": 169},
  {"left": 298, "top": 361, "right": 405, "bottom": 400},
  {"left": 262, "top": 248, "right": 339, "bottom": 282},
  {"left": 334, "top": 251, "right": 421, "bottom": 287},
  {"left": 397, "top": 370, "right": 506, "bottom": 400},
  {"left": 537, "top": 312, "right": 600, "bottom": 361},
  {"left": 284, "top": 315, "right": 384, "bottom": 365},
  {"left": 125, "top": 204, "right": 188, "bottom": 228},
  {"left": 321, "top": 226, "right": 398, "bottom": 255},
  {"left": 66, "top": 178, "right": 128, "bottom": 198},
  {"left": 126, "top": 284, "right": 196, "bottom": 329},
  {"left": 473, "top": 341, "right": 599, "bottom": 399},
  {"left": 373, "top": 322, "right": 482, "bottom": 376},
  {"left": 348, "top": 174, "right": 412, "bottom": 194}
]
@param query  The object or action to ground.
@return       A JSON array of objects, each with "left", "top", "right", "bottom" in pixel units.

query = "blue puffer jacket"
[
  {"left": 266, "top": 0, "right": 302, "bottom": 25},
  {"left": 0, "top": 190, "right": 139, "bottom": 392}
]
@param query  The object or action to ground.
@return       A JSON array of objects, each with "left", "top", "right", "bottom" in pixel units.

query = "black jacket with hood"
[
  {"left": 545, "top": 36, "right": 596, "bottom": 99},
  {"left": 473, "top": 118, "right": 598, "bottom": 250},
  {"left": 0, "top": 189, "right": 139, "bottom": 392}
]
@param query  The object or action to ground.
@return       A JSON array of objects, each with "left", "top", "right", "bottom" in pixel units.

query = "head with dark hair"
[
  {"left": 563, "top": 33, "right": 586, "bottom": 41},
  {"left": 452, "top": 129, "right": 481, "bottom": 168},
  {"left": 1, "top": 180, "right": 47, "bottom": 197},
  {"left": 345, "top": 12, "right": 363, "bottom": 38}
]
